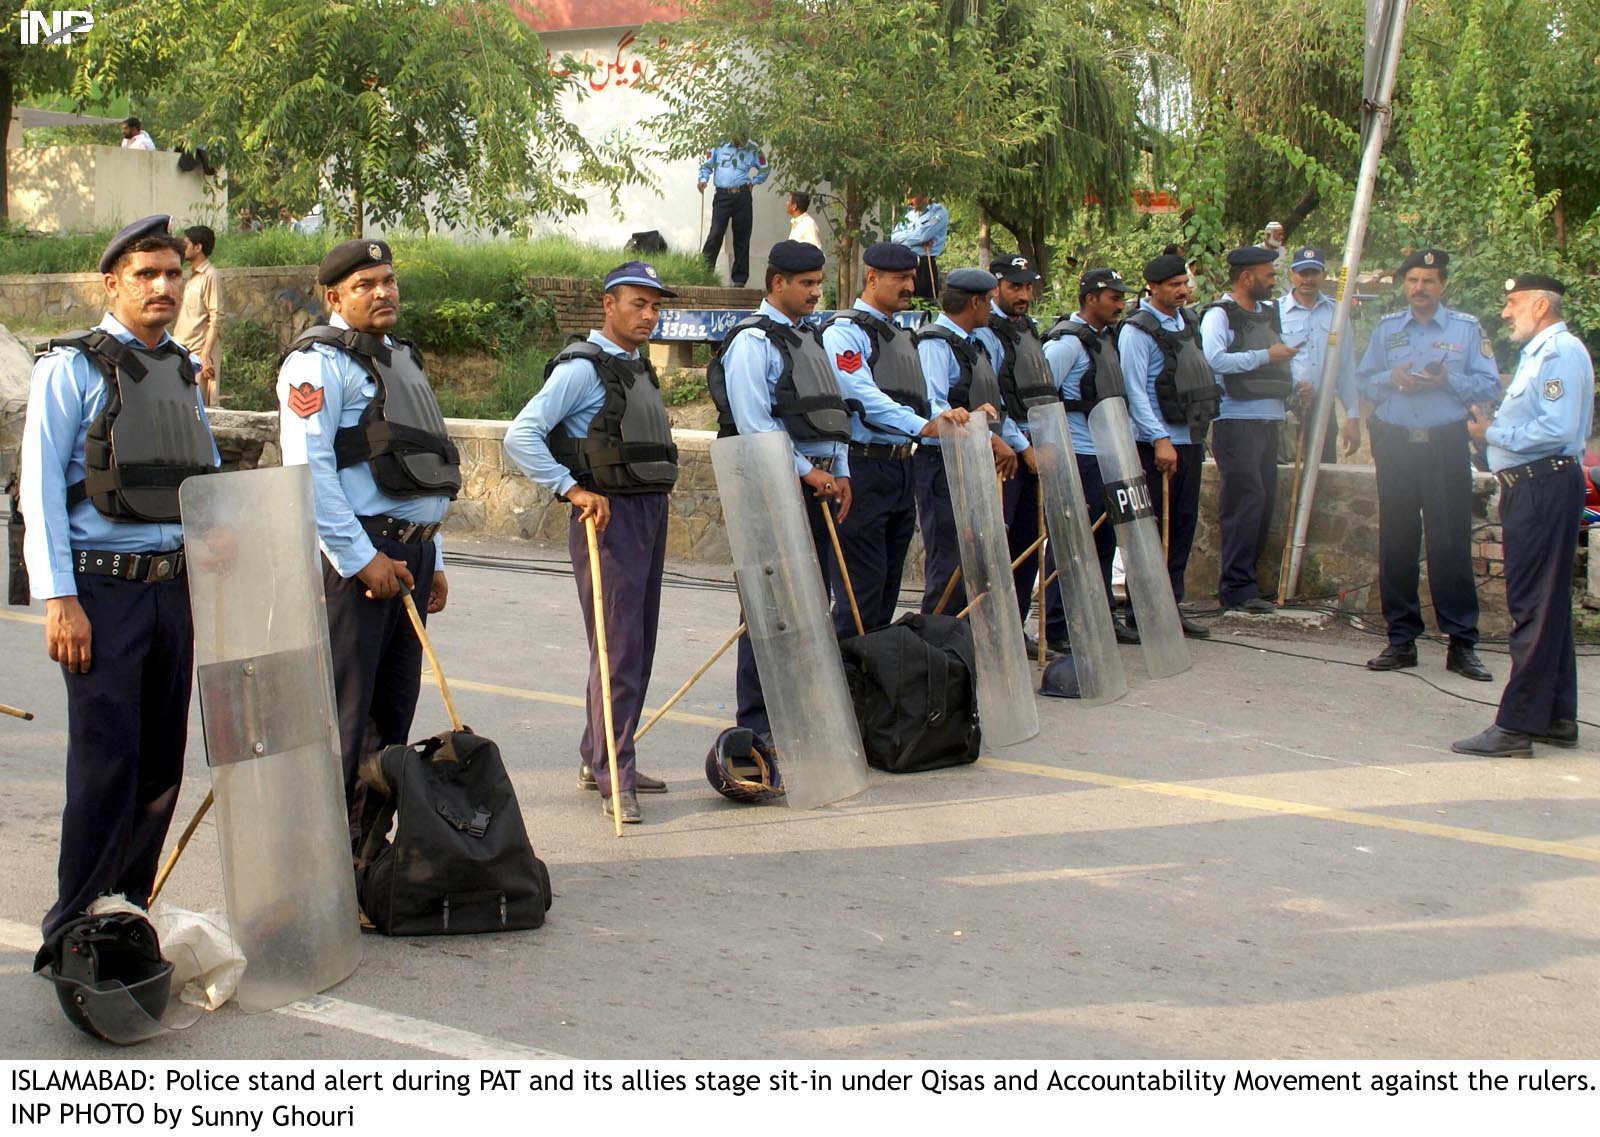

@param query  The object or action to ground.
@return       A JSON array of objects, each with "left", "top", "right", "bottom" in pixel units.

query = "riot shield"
[
  {"left": 937, "top": 414, "right": 1039, "bottom": 746},
  {"left": 710, "top": 432, "right": 868, "bottom": 809},
  {"left": 1087, "top": 398, "right": 1191, "bottom": 678},
  {"left": 181, "top": 466, "right": 362, "bottom": 1012},
  {"left": 1027, "top": 403, "right": 1129, "bottom": 705}
]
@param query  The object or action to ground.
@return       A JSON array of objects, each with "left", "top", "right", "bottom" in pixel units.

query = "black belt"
[
  {"left": 808, "top": 457, "right": 835, "bottom": 473},
  {"left": 1370, "top": 417, "right": 1463, "bottom": 444},
  {"left": 849, "top": 442, "right": 916, "bottom": 461},
  {"left": 360, "top": 514, "right": 441, "bottom": 545},
  {"left": 74, "top": 548, "right": 185, "bottom": 582},
  {"left": 1495, "top": 454, "right": 1577, "bottom": 489}
]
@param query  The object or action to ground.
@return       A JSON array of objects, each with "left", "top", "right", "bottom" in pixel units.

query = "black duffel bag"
[
  {"left": 839, "top": 612, "right": 981, "bottom": 773},
  {"left": 356, "top": 729, "right": 552, "bottom": 936}
]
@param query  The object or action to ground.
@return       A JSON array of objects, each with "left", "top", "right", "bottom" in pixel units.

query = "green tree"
[
  {"left": 0, "top": 11, "right": 79, "bottom": 223},
  {"left": 644, "top": 0, "right": 1048, "bottom": 299},
  {"left": 75, "top": 0, "right": 641, "bottom": 236}
]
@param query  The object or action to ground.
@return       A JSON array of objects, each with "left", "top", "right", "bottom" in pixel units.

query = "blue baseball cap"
[
  {"left": 603, "top": 261, "right": 678, "bottom": 297},
  {"left": 1290, "top": 246, "right": 1326, "bottom": 271}
]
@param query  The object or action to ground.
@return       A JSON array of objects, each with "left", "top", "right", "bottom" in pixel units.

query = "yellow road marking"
[
  {"left": 976, "top": 756, "right": 1600, "bottom": 865},
  {"left": 0, "top": 608, "right": 45, "bottom": 626},
  {"left": 439, "top": 674, "right": 726, "bottom": 728}
]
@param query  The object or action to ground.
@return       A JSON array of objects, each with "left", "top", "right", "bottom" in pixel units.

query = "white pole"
[{"left": 1281, "top": 0, "right": 1410, "bottom": 600}]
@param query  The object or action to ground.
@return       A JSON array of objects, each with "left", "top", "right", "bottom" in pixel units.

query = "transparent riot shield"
[
  {"left": 710, "top": 432, "right": 868, "bottom": 809},
  {"left": 181, "top": 466, "right": 362, "bottom": 1012},
  {"left": 1087, "top": 398, "right": 1191, "bottom": 678},
  {"left": 937, "top": 414, "right": 1039, "bottom": 746},
  {"left": 1027, "top": 402, "right": 1129, "bottom": 705}
]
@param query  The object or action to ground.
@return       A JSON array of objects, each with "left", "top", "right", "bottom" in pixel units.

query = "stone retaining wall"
[
  {"left": 202, "top": 410, "right": 1528, "bottom": 630},
  {"left": 0, "top": 265, "right": 321, "bottom": 338}
]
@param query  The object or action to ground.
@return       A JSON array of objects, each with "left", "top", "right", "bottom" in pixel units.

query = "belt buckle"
[
  {"left": 398, "top": 522, "right": 421, "bottom": 544},
  {"left": 1407, "top": 428, "right": 1430, "bottom": 443}
]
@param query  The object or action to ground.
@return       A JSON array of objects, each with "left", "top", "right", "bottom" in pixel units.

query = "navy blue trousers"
[
  {"left": 1212, "top": 418, "right": 1281, "bottom": 606},
  {"left": 830, "top": 455, "right": 917, "bottom": 636},
  {"left": 45, "top": 573, "right": 193, "bottom": 939},
  {"left": 1369, "top": 418, "right": 1479, "bottom": 647},
  {"left": 737, "top": 486, "right": 833, "bottom": 742},
  {"left": 324, "top": 535, "right": 436, "bottom": 841},
  {"left": 1138, "top": 440, "right": 1205, "bottom": 605},
  {"left": 914, "top": 446, "right": 965, "bottom": 614},
  {"left": 569, "top": 493, "right": 668, "bottom": 795},
  {"left": 1004, "top": 462, "right": 1043, "bottom": 625},
  {"left": 1495, "top": 464, "right": 1583, "bottom": 735},
  {"left": 1042, "top": 451, "right": 1120, "bottom": 642},
  {"left": 701, "top": 187, "right": 754, "bottom": 286}
]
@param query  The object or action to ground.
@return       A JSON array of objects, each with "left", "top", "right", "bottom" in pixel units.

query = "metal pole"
[{"left": 1281, "top": 0, "right": 1410, "bottom": 600}]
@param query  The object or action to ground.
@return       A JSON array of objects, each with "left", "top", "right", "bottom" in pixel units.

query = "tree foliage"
[{"left": 73, "top": 0, "right": 642, "bottom": 236}]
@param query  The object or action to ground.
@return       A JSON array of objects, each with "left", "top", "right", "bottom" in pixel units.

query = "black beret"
[
  {"left": 1398, "top": 248, "right": 1448, "bottom": 276},
  {"left": 862, "top": 241, "right": 918, "bottom": 272},
  {"left": 318, "top": 238, "right": 393, "bottom": 286},
  {"left": 767, "top": 239, "right": 825, "bottom": 274},
  {"left": 99, "top": 214, "right": 172, "bottom": 274},
  {"left": 1225, "top": 245, "right": 1278, "bottom": 268},
  {"left": 1142, "top": 253, "right": 1188, "bottom": 284},
  {"left": 1504, "top": 273, "right": 1565, "bottom": 296},
  {"left": 945, "top": 267, "right": 998, "bottom": 293}
]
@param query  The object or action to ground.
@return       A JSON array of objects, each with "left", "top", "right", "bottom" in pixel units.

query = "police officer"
[
  {"left": 891, "top": 193, "right": 950, "bottom": 300},
  {"left": 913, "top": 267, "right": 1027, "bottom": 614},
  {"left": 1119, "top": 252, "right": 1217, "bottom": 638},
  {"left": 1201, "top": 245, "right": 1302, "bottom": 612},
  {"left": 1453, "top": 274, "right": 1594, "bottom": 757},
  {"left": 712, "top": 240, "right": 851, "bottom": 751},
  {"left": 277, "top": 240, "right": 455, "bottom": 841},
  {"left": 504, "top": 262, "right": 678, "bottom": 822},
  {"left": 821, "top": 241, "right": 969, "bottom": 635},
  {"left": 1040, "top": 267, "right": 1140, "bottom": 648},
  {"left": 1356, "top": 249, "right": 1501, "bottom": 679},
  {"left": 22, "top": 216, "right": 220, "bottom": 939},
  {"left": 975, "top": 253, "right": 1056, "bottom": 635},
  {"left": 698, "top": 139, "right": 769, "bottom": 287},
  {"left": 1279, "top": 246, "right": 1361, "bottom": 463}
]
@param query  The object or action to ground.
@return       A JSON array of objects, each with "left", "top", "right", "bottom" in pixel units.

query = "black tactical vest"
[
  {"left": 1123, "top": 308, "right": 1221, "bottom": 432},
  {"left": 986, "top": 313, "right": 1059, "bottom": 420},
  {"left": 285, "top": 326, "right": 462, "bottom": 500},
  {"left": 1044, "top": 316, "right": 1128, "bottom": 415},
  {"left": 820, "top": 309, "right": 930, "bottom": 423},
  {"left": 41, "top": 330, "right": 216, "bottom": 524},
  {"left": 1205, "top": 298, "right": 1294, "bottom": 401},
  {"left": 707, "top": 315, "right": 852, "bottom": 442},
  {"left": 913, "top": 325, "right": 1003, "bottom": 434},
  {"left": 542, "top": 340, "right": 678, "bottom": 495}
]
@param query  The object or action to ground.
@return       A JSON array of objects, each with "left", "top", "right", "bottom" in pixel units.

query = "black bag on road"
[
  {"left": 356, "top": 729, "right": 552, "bottom": 936},
  {"left": 840, "top": 613, "right": 981, "bottom": 773}
]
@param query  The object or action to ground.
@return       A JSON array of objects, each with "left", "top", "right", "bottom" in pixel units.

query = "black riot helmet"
[
  {"left": 34, "top": 912, "right": 175, "bottom": 1044},
  {"left": 704, "top": 727, "right": 785, "bottom": 804}
]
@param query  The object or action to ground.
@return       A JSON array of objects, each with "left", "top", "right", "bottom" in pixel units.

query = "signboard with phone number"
[{"left": 652, "top": 309, "right": 927, "bottom": 342}]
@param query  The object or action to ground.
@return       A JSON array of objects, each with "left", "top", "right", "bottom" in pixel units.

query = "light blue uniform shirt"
[
  {"left": 721, "top": 300, "right": 849, "bottom": 479},
  {"left": 277, "top": 312, "right": 448, "bottom": 578},
  {"left": 21, "top": 313, "right": 219, "bottom": 599},
  {"left": 915, "top": 314, "right": 1029, "bottom": 453},
  {"left": 698, "top": 142, "right": 769, "bottom": 190},
  {"left": 821, "top": 300, "right": 930, "bottom": 444},
  {"left": 504, "top": 330, "right": 635, "bottom": 498},
  {"left": 1041, "top": 315, "right": 1099, "bottom": 456},
  {"left": 891, "top": 203, "right": 949, "bottom": 258},
  {"left": 1279, "top": 288, "right": 1358, "bottom": 417},
  {"left": 1118, "top": 299, "right": 1193, "bottom": 446},
  {"left": 1201, "top": 302, "right": 1286, "bottom": 422},
  {"left": 1356, "top": 304, "right": 1502, "bottom": 429},
  {"left": 1485, "top": 321, "right": 1595, "bottom": 472}
]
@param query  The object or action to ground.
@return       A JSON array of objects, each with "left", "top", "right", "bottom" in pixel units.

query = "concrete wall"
[
  {"left": 0, "top": 265, "right": 321, "bottom": 339},
  {"left": 202, "top": 410, "right": 1528, "bottom": 630},
  {"left": 7, "top": 146, "right": 225, "bottom": 234}
]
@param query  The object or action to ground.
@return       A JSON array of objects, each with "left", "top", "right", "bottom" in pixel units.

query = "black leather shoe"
[
  {"left": 1226, "top": 597, "right": 1277, "bottom": 614},
  {"left": 1451, "top": 725, "right": 1534, "bottom": 758},
  {"left": 1366, "top": 642, "right": 1417, "bottom": 671},
  {"left": 1179, "top": 614, "right": 1210, "bottom": 639},
  {"left": 1022, "top": 633, "right": 1060, "bottom": 661},
  {"left": 1112, "top": 620, "right": 1140, "bottom": 644},
  {"left": 602, "top": 790, "right": 642, "bottom": 823},
  {"left": 1047, "top": 635, "right": 1072, "bottom": 654},
  {"left": 1534, "top": 720, "right": 1579, "bottom": 748},
  {"left": 1445, "top": 643, "right": 1493, "bottom": 683},
  {"left": 580, "top": 762, "right": 667, "bottom": 793}
]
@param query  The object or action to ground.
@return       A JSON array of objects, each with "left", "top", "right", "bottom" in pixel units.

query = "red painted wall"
[{"left": 510, "top": 0, "right": 682, "bottom": 33}]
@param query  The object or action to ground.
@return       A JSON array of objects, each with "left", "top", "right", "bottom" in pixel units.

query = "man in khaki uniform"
[{"left": 174, "top": 225, "right": 222, "bottom": 405}]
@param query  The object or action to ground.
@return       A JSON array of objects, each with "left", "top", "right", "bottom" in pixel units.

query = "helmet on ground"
[
  {"left": 34, "top": 912, "right": 173, "bottom": 1044},
  {"left": 1039, "top": 652, "right": 1083, "bottom": 699},
  {"left": 705, "top": 727, "right": 784, "bottom": 803}
]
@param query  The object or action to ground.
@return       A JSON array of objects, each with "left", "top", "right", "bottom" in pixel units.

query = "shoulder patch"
[
  {"left": 835, "top": 350, "right": 863, "bottom": 374},
  {"left": 1544, "top": 379, "right": 1564, "bottom": 401},
  {"left": 286, "top": 382, "right": 325, "bottom": 418},
  {"left": 1481, "top": 340, "right": 1495, "bottom": 358}
]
